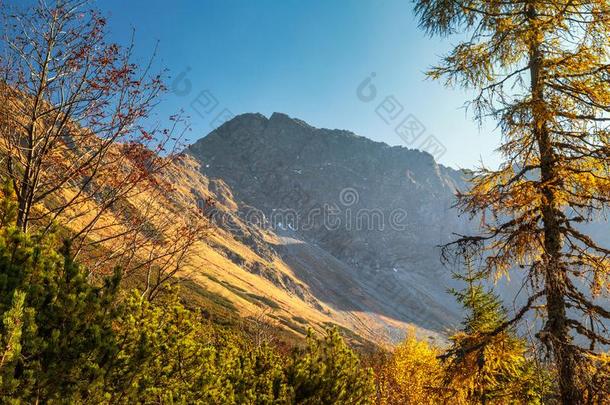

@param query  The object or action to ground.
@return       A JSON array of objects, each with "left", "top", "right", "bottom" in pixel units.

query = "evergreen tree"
[
  {"left": 0, "top": 290, "right": 25, "bottom": 394},
  {"left": 286, "top": 328, "right": 375, "bottom": 405},
  {"left": 443, "top": 255, "right": 549, "bottom": 404},
  {"left": 0, "top": 181, "right": 378, "bottom": 404},
  {"left": 0, "top": 182, "right": 121, "bottom": 402},
  {"left": 105, "top": 291, "right": 293, "bottom": 404}
]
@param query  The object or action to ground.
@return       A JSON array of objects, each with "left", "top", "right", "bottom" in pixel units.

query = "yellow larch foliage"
[{"left": 375, "top": 329, "right": 463, "bottom": 405}]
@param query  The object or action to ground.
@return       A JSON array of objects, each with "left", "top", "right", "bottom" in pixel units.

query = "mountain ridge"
[{"left": 186, "top": 111, "right": 474, "bottom": 340}]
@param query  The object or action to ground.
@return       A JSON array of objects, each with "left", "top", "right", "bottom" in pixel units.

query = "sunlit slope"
[
  {"left": 42, "top": 141, "right": 441, "bottom": 345},
  {"left": 165, "top": 155, "right": 444, "bottom": 344}
]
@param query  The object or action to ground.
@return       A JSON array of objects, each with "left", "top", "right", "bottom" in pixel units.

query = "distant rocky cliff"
[{"left": 187, "top": 112, "right": 474, "bottom": 337}]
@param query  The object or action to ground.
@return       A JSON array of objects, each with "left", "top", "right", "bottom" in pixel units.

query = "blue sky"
[{"left": 96, "top": 0, "right": 499, "bottom": 169}]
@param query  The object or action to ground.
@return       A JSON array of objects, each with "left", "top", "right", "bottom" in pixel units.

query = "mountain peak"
[
  {"left": 186, "top": 111, "right": 470, "bottom": 333},
  {"left": 269, "top": 111, "right": 290, "bottom": 121}
]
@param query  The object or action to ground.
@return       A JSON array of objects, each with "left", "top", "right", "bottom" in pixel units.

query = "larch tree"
[{"left": 415, "top": 0, "right": 610, "bottom": 403}]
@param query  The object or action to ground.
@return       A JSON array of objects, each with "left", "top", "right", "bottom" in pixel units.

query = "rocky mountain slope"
[
  {"left": 187, "top": 112, "right": 475, "bottom": 341},
  {"left": 162, "top": 153, "right": 447, "bottom": 345}
]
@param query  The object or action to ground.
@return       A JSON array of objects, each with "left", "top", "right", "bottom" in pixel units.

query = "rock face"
[{"left": 187, "top": 112, "right": 473, "bottom": 336}]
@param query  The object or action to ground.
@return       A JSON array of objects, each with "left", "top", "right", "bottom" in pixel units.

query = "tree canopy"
[{"left": 416, "top": 0, "right": 610, "bottom": 402}]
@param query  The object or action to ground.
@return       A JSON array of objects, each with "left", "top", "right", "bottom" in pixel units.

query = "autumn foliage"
[
  {"left": 2, "top": 0, "right": 610, "bottom": 403},
  {"left": 415, "top": 0, "right": 610, "bottom": 402}
]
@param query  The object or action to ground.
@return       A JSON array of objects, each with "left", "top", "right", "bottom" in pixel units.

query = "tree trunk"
[
  {"left": 16, "top": 126, "right": 34, "bottom": 233},
  {"left": 527, "top": 4, "right": 582, "bottom": 403},
  {"left": 14, "top": 26, "right": 53, "bottom": 233}
]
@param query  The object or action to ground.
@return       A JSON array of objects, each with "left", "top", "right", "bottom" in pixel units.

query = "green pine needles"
[{"left": 0, "top": 181, "right": 375, "bottom": 404}]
